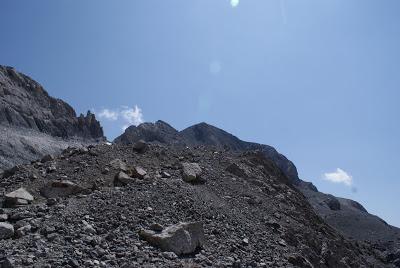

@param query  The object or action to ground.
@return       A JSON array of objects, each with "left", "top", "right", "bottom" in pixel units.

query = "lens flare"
[{"left": 230, "top": 0, "right": 239, "bottom": 8}]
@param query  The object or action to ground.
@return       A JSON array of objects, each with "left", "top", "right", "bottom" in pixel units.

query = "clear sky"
[{"left": 2, "top": 0, "right": 399, "bottom": 227}]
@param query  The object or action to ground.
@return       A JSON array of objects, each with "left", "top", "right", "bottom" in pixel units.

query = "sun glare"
[{"left": 230, "top": 0, "right": 239, "bottom": 8}]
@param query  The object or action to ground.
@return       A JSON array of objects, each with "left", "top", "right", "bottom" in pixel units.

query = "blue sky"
[{"left": 2, "top": 0, "right": 399, "bottom": 227}]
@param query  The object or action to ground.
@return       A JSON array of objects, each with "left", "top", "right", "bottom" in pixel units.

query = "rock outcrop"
[{"left": 0, "top": 66, "right": 105, "bottom": 169}]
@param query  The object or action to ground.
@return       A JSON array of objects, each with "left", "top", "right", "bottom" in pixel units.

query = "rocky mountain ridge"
[
  {"left": 115, "top": 120, "right": 299, "bottom": 185},
  {"left": 0, "top": 66, "right": 104, "bottom": 169}
]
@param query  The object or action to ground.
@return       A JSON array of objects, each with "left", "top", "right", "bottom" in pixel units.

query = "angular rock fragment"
[
  {"left": 16, "top": 224, "right": 31, "bottom": 237},
  {"left": 0, "top": 222, "right": 14, "bottom": 239},
  {"left": 161, "top": 171, "right": 171, "bottom": 178},
  {"left": 139, "top": 222, "right": 205, "bottom": 255},
  {"left": 114, "top": 171, "right": 135, "bottom": 185},
  {"left": 131, "top": 166, "right": 147, "bottom": 179},
  {"left": 40, "top": 180, "right": 86, "bottom": 198},
  {"left": 4, "top": 188, "right": 34, "bottom": 207},
  {"left": 181, "top": 163, "right": 203, "bottom": 183}
]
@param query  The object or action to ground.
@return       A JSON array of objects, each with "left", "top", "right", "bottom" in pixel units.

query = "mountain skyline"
[{"left": 2, "top": 0, "right": 399, "bottom": 229}]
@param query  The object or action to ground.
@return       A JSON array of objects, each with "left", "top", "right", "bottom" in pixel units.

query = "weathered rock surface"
[
  {"left": 40, "top": 180, "right": 86, "bottom": 198},
  {"left": 4, "top": 188, "right": 34, "bottom": 207},
  {"left": 139, "top": 222, "right": 205, "bottom": 255},
  {"left": 0, "top": 66, "right": 105, "bottom": 169},
  {"left": 181, "top": 162, "right": 203, "bottom": 183},
  {"left": 114, "top": 171, "right": 135, "bottom": 185},
  {"left": 0, "top": 222, "right": 14, "bottom": 239}
]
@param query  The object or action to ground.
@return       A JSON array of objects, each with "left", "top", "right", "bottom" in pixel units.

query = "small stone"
[
  {"left": 242, "top": 238, "right": 249, "bottom": 245},
  {"left": 161, "top": 171, "right": 171, "bottom": 178},
  {"left": 132, "top": 166, "right": 147, "bottom": 179},
  {"left": 0, "top": 214, "right": 8, "bottom": 221},
  {"left": 162, "top": 251, "right": 178, "bottom": 260},
  {"left": 82, "top": 220, "right": 96, "bottom": 234},
  {"left": 16, "top": 224, "right": 31, "bottom": 237},
  {"left": 0, "top": 222, "right": 14, "bottom": 239}
]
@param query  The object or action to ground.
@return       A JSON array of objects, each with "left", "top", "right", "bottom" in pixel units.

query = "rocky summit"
[
  {"left": 0, "top": 142, "right": 393, "bottom": 267},
  {"left": 0, "top": 66, "right": 104, "bottom": 169}
]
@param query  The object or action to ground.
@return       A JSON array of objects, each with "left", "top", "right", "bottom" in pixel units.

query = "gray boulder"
[
  {"left": 40, "top": 180, "right": 86, "bottom": 198},
  {"left": 0, "top": 222, "right": 14, "bottom": 239},
  {"left": 139, "top": 222, "right": 205, "bottom": 255},
  {"left": 114, "top": 171, "right": 135, "bottom": 185},
  {"left": 131, "top": 166, "right": 147, "bottom": 179},
  {"left": 5, "top": 188, "right": 34, "bottom": 207},
  {"left": 181, "top": 163, "right": 203, "bottom": 183}
]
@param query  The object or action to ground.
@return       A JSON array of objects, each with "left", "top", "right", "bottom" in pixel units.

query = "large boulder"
[
  {"left": 40, "top": 180, "right": 86, "bottom": 198},
  {"left": 4, "top": 188, "right": 34, "bottom": 207},
  {"left": 0, "top": 222, "right": 14, "bottom": 239},
  {"left": 139, "top": 222, "right": 205, "bottom": 255},
  {"left": 181, "top": 163, "right": 203, "bottom": 183}
]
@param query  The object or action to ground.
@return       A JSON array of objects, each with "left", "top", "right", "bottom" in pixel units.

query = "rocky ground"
[{"left": 0, "top": 142, "right": 395, "bottom": 267}]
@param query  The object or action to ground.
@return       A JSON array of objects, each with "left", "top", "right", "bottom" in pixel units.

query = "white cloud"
[
  {"left": 230, "top": 0, "right": 239, "bottom": 7},
  {"left": 98, "top": 109, "right": 119, "bottom": 121},
  {"left": 95, "top": 105, "right": 144, "bottom": 131},
  {"left": 120, "top": 105, "right": 143, "bottom": 126},
  {"left": 323, "top": 168, "right": 353, "bottom": 186}
]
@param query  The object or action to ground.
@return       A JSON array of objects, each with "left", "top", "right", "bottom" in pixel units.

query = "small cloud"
[
  {"left": 98, "top": 109, "right": 119, "bottom": 121},
  {"left": 95, "top": 105, "right": 144, "bottom": 131},
  {"left": 323, "top": 168, "right": 353, "bottom": 186},
  {"left": 120, "top": 105, "right": 144, "bottom": 127},
  {"left": 230, "top": 0, "right": 239, "bottom": 8}
]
